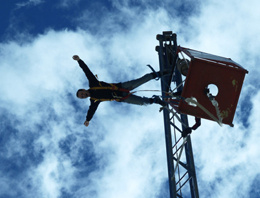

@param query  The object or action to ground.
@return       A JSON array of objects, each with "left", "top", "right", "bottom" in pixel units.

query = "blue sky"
[{"left": 1, "top": 0, "right": 260, "bottom": 198}]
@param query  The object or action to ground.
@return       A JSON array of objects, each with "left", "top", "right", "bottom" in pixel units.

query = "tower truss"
[{"left": 156, "top": 31, "right": 199, "bottom": 198}]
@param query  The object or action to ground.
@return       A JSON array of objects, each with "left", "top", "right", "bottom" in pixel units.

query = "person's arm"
[
  {"left": 84, "top": 100, "right": 101, "bottom": 127},
  {"left": 73, "top": 55, "right": 98, "bottom": 85}
]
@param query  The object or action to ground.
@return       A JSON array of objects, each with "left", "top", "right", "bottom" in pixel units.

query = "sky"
[{"left": 0, "top": 0, "right": 260, "bottom": 198}]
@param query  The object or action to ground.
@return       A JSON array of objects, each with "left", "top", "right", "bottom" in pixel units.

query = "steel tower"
[{"left": 156, "top": 31, "right": 199, "bottom": 198}]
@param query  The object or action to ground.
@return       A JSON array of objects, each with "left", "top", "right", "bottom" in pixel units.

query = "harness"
[{"left": 89, "top": 83, "right": 131, "bottom": 102}]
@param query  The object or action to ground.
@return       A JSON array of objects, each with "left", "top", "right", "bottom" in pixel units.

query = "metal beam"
[
  {"left": 157, "top": 33, "right": 177, "bottom": 198},
  {"left": 156, "top": 31, "right": 199, "bottom": 198}
]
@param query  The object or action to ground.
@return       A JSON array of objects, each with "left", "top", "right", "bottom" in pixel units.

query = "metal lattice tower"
[{"left": 156, "top": 31, "right": 199, "bottom": 198}]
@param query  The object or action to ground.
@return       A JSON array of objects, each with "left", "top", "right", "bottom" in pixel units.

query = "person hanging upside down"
[{"left": 73, "top": 55, "right": 168, "bottom": 127}]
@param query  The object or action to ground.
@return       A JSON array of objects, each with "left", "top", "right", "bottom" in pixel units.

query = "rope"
[
  {"left": 131, "top": 89, "right": 161, "bottom": 93},
  {"left": 167, "top": 79, "right": 186, "bottom": 97},
  {"left": 210, "top": 97, "right": 223, "bottom": 124},
  {"left": 185, "top": 97, "right": 223, "bottom": 126}
]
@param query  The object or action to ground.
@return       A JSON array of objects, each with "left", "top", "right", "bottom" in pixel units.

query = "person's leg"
[
  {"left": 121, "top": 69, "right": 171, "bottom": 91},
  {"left": 123, "top": 94, "right": 152, "bottom": 105},
  {"left": 122, "top": 94, "right": 166, "bottom": 106},
  {"left": 121, "top": 73, "right": 155, "bottom": 91}
]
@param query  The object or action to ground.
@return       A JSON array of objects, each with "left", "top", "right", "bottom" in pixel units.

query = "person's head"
[{"left": 76, "top": 89, "right": 90, "bottom": 99}]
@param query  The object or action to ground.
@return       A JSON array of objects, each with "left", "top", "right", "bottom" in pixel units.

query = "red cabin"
[{"left": 175, "top": 46, "right": 248, "bottom": 126}]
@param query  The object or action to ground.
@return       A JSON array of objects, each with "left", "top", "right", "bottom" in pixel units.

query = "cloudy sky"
[{"left": 1, "top": 0, "right": 260, "bottom": 198}]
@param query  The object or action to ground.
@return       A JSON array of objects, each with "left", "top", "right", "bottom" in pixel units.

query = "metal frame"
[{"left": 156, "top": 31, "right": 199, "bottom": 198}]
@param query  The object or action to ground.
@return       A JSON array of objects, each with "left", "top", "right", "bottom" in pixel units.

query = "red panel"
[{"left": 178, "top": 58, "right": 247, "bottom": 126}]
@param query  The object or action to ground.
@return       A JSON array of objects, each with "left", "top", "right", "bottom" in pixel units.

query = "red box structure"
[{"left": 177, "top": 47, "right": 248, "bottom": 126}]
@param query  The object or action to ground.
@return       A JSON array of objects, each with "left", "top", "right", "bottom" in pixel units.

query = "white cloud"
[
  {"left": 1, "top": 0, "right": 260, "bottom": 197},
  {"left": 57, "top": 0, "right": 82, "bottom": 8},
  {"left": 0, "top": 24, "right": 168, "bottom": 197},
  {"left": 16, "top": 0, "right": 44, "bottom": 9}
]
